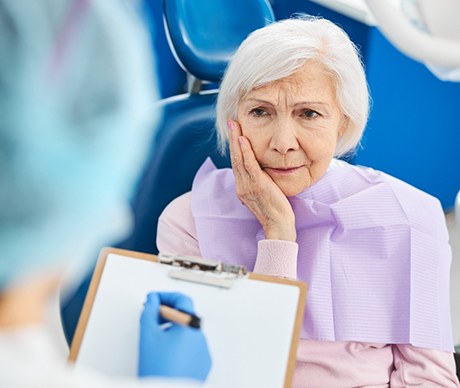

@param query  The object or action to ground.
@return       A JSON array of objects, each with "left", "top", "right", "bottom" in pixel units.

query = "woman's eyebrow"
[
  {"left": 243, "top": 98, "right": 330, "bottom": 108},
  {"left": 292, "top": 101, "right": 330, "bottom": 108},
  {"left": 243, "top": 98, "right": 275, "bottom": 106}
]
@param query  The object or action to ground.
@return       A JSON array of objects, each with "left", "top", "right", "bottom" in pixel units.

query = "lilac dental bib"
[{"left": 191, "top": 158, "right": 454, "bottom": 351}]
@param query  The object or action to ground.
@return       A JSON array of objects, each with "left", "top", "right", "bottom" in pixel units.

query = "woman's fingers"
[
  {"left": 230, "top": 122, "right": 270, "bottom": 209},
  {"left": 238, "top": 135, "right": 259, "bottom": 181},
  {"left": 228, "top": 120, "right": 259, "bottom": 177},
  {"left": 228, "top": 120, "right": 262, "bottom": 185},
  {"left": 228, "top": 120, "right": 244, "bottom": 176},
  {"left": 227, "top": 120, "right": 296, "bottom": 241}
]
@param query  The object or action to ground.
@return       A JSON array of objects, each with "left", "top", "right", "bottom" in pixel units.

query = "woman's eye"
[
  {"left": 301, "top": 109, "right": 320, "bottom": 119},
  {"left": 249, "top": 108, "right": 268, "bottom": 117}
]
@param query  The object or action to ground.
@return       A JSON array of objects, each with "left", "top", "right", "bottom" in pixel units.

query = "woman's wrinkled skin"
[{"left": 229, "top": 61, "right": 348, "bottom": 242}]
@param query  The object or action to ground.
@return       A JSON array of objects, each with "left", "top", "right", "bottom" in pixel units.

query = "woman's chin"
[{"left": 276, "top": 181, "right": 313, "bottom": 197}]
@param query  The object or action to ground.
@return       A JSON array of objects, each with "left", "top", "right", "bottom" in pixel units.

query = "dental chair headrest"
[{"left": 163, "top": 0, "right": 275, "bottom": 83}]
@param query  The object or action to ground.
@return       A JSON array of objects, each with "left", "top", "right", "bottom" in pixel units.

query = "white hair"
[{"left": 216, "top": 16, "right": 369, "bottom": 157}]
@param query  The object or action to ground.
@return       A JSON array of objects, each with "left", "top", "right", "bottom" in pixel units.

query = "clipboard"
[{"left": 69, "top": 247, "right": 307, "bottom": 388}]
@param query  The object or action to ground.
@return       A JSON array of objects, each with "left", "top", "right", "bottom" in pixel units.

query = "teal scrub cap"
[{"left": 0, "top": 0, "right": 158, "bottom": 290}]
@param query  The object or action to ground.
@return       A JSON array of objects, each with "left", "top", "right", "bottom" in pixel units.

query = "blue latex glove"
[{"left": 138, "top": 291, "right": 212, "bottom": 381}]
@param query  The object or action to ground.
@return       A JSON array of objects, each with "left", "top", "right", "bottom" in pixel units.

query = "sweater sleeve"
[
  {"left": 253, "top": 239, "right": 298, "bottom": 279},
  {"left": 390, "top": 344, "right": 459, "bottom": 387},
  {"left": 156, "top": 192, "right": 201, "bottom": 257},
  {"left": 158, "top": 193, "right": 299, "bottom": 279}
]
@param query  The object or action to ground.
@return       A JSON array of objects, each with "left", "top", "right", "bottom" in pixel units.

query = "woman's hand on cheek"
[{"left": 228, "top": 120, "right": 297, "bottom": 242}]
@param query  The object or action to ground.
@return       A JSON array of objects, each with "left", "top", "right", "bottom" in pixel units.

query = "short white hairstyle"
[{"left": 216, "top": 16, "right": 369, "bottom": 157}]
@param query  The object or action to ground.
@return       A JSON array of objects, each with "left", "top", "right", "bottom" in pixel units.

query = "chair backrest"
[
  {"left": 164, "top": 0, "right": 275, "bottom": 83},
  {"left": 120, "top": 92, "right": 229, "bottom": 254},
  {"left": 121, "top": 0, "right": 275, "bottom": 255},
  {"left": 60, "top": 0, "right": 275, "bottom": 345}
]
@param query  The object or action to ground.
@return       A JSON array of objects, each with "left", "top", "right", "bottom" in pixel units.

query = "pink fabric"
[
  {"left": 157, "top": 192, "right": 459, "bottom": 387},
  {"left": 190, "top": 158, "right": 454, "bottom": 352},
  {"left": 253, "top": 240, "right": 298, "bottom": 279}
]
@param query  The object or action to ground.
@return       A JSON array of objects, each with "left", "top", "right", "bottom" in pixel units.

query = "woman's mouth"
[{"left": 264, "top": 166, "right": 303, "bottom": 175}]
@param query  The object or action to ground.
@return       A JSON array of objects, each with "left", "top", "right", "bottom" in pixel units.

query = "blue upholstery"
[
  {"left": 61, "top": 0, "right": 275, "bottom": 345},
  {"left": 123, "top": 0, "right": 274, "bottom": 254},
  {"left": 120, "top": 92, "right": 231, "bottom": 255},
  {"left": 60, "top": 94, "right": 230, "bottom": 344},
  {"left": 164, "top": 0, "right": 275, "bottom": 82}
]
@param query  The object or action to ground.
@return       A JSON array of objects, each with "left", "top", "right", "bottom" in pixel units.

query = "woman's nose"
[{"left": 269, "top": 120, "right": 299, "bottom": 155}]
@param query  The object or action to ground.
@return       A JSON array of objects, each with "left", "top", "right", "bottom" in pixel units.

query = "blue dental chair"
[{"left": 60, "top": 0, "right": 275, "bottom": 345}]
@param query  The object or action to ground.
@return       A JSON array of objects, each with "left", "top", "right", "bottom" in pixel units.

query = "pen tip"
[{"left": 189, "top": 315, "right": 201, "bottom": 329}]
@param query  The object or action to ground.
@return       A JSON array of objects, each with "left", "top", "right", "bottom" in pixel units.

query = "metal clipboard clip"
[{"left": 158, "top": 253, "right": 248, "bottom": 289}]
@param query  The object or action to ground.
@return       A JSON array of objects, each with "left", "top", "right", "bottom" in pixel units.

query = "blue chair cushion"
[
  {"left": 163, "top": 0, "right": 275, "bottom": 82},
  {"left": 120, "top": 91, "right": 231, "bottom": 255}
]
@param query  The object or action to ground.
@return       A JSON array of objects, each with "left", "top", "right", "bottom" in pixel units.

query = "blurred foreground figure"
[{"left": 0, "top": 0, "right": 210, "bottom": 386}]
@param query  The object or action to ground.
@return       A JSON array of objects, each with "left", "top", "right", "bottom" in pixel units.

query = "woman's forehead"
[{"left": 243, "top": 62, "right": 336, "bottom": 105}]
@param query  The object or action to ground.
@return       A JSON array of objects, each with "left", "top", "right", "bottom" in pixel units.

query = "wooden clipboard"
[{"left": 69, "top": 247, "right": 307, "bottom": 388}]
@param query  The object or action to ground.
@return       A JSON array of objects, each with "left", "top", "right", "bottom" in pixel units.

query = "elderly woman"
[{"left": 157, "top": 17, "right": 459, "bottom": 387}]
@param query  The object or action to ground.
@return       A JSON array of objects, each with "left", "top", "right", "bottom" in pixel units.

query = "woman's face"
[{"left": 237, "top": 61, "right": 347, "bottom": 197}]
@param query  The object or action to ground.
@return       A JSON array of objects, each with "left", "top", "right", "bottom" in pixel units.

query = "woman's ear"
[{"left": 338, "top": 116, "right": 349, "bottom": 138}]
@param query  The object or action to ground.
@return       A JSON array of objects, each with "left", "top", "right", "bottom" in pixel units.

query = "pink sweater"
[{"left": 157, "top": 192, "right": 459, "bottom": 387}]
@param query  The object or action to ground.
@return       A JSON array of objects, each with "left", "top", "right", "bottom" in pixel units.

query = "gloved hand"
[{"left": 138, "top": 291, "right": 212, "bottom": 381}]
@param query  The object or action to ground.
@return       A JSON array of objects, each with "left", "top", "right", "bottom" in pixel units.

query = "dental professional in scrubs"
[{"left": 0, "top": 0, "right": 211, "bottom": 387}]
